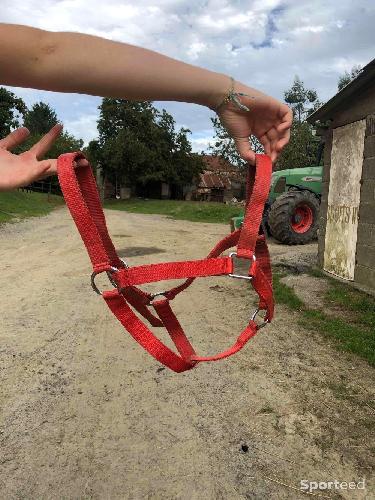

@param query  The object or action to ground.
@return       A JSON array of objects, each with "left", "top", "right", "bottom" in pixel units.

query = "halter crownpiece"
[{"left": 57, "top": 153, "right": 274, "bottom": 373}]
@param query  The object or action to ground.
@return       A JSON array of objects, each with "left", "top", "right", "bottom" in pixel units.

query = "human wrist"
[
  {"left": 193, "top": 71, "right": 231, "bottom": 111},
  {"left": 205, "top": 73, "right": 232, "bottom": 111},
  {"left": 202, "top": 74, "right": 255, "bottom": 113}
]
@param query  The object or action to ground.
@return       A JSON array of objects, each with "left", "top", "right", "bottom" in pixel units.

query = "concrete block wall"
[{"left": 355, "top": 116, "right": 375, "bottom": 290}]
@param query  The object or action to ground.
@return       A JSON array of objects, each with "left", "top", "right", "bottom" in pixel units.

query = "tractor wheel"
[
  {"left": 268, "top": 190, "right": 320, "bottom": 245},
  {"left": 262, "top": 203, "right": 272, "bottom": 236}
]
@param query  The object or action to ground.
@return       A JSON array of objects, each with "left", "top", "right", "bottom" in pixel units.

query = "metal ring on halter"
[
  {"left": 251, "top": 308, "right": 269, "bottom": 329},
  {"left": 148, "top": 291, "right": 168, "bottom": 304},
  {"left": 119, "top": 258, "right": 129, "bottom": 269},
  {"left": 228, "top": 252, "right": 256, "bottom": 280},
  {"left": 91, "top": 266, "right": 119, "bottom": 295}
]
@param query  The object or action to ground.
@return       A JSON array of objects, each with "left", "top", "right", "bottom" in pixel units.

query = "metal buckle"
[
  {"left": 91, "top": 259, "right": 129, "bottom": 295},
  {"left": 91, "top": 266, "right": 120, "bottom": 295},
  {"left": 148, "top": 291, "right": 168, "bottom": 305},
  {"left": 251, "top": 308, "right": 269, "bottom": 329},
  {"left": 228, "top": 252, "right": 256, "bottom": 280}
]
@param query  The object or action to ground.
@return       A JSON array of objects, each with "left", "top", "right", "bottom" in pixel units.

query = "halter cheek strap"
[{"left": 57, "top": 153, "right": 274, "bottom": 373}]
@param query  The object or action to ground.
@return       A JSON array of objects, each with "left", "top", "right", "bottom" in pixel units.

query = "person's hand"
[
  {"left": 0, "top": 125, "right": 88, "bottom": 192},
  {"left": 214, "top": 81, "right": 292, "bottom": 164}
]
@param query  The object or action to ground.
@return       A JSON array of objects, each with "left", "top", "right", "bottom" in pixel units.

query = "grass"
[
  {"left": 273, "top": 269, "right": 375, "bottom": 367},
  {"left": 325, "top": 281, "right": 375, "bottom": 328},
  {"left": 104, "top": 198, "right": 244, "bottom": 224},
  {"left": 0, "top": 191, "right": 64, "bottom": 224},
  {"left": 273, "top": 272, "right": 305, "bottom": 310}
]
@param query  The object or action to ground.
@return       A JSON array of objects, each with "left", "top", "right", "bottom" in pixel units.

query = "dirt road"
[{"left": 1, "top": 207, "right": 374, "bottom": 499}]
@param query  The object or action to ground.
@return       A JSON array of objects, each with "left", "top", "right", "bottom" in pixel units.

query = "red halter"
[{"left": 57, "top": 153, "right": 274, "bottom": 373}]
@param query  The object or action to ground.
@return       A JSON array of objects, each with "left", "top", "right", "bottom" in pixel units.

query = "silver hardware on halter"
[
  {"left": 120, "top": 258, "right": 129, "bottom": 269},
  {"left": 228, "top": 252, "right": 256, "bottom": 280},
  {"left": 91, "top": 259, "right": 130, "bottom": 295},
  {"left": 91, "top": 266, "right": 119, "bottom": 295},
  {"left": 148, "top": 291, "right": 168, "bottom": 304},
  {"left": 251, "top": 308, "right": 269, "bottom": 329}
]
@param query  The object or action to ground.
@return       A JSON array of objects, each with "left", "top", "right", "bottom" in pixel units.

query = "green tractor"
[{"left": 231, "top": 165, "right": 322, "bottom": 244}]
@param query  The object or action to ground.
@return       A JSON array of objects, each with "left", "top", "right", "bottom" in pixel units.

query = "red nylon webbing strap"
[
  {"left": 190, "top": 321, "right": 258, "bottom": 362},
  {"left": 122, "top": 288, "right": 163, "bottom": 327},
  {"left": 152, "top": 300, "right": 196, "bottom": 361},
  {"left": 153, "top": 299, "right": 258, "bottom": 363},
  {"left": 163, "top": 230, "right": 241, "bottom": 301},
  {"left": 103, "top": 290, "right": 195, "bottom": 372},
  {"left": 237, "top": 155, "right": 272, "bottom": 259},
  {"left": 116, "top": 256, "right": 232, "bottom": 288},
  {"left": 57, "top": 152, "right": 274, "bottom": 373},
  {"left": 57, "top": 153, "right": 160, "bottom": 326},
  {"left": 57, "top": 153, "right": 123, "bottom": 271}
]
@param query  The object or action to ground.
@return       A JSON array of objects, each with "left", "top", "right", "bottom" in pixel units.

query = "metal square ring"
[{"left": 228, "top": 252, "right": 256, "bottom": 281}]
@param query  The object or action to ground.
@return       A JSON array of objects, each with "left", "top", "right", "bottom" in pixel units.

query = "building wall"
[
  {"left": 355, "top": 115, "right": 375, "bottom": 289},
  {"left": 318, "top": 85, "right": 375, "bottom": 292},
  {"left": 317, "top": 130, "right": 332, "bottom": 268},
  {"left": 323, "top": 120, "right": 366, "bottom": 280}
]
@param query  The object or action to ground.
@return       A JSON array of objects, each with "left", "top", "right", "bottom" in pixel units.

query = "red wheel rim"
[{"left": 291, "top": 204, "right": 313, "bottom": 233}]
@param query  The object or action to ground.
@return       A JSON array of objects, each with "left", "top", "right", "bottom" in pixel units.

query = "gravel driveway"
[{"left": 0, "top": 207, "right": 374, "bottom": 499}]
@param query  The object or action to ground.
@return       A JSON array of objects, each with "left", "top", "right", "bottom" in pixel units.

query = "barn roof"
[
  {"left": 198, "top": 155, "right": 244, "bottom": 189},
  {"left": 199, "top": 172, "right": 231, "bottom": 189},
  {"left": 308, "top": 58, "right": 375, "bottom": 123}
]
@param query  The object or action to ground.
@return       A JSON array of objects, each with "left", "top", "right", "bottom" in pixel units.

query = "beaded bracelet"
[{"left": 213, "top": 76, "right": 254, "bottom": 113}]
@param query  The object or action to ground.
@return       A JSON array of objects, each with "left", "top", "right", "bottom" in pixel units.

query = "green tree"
[
  {"left": 84, "top": 139, "right": 102, "bottom": 169},
  {"left": 276, "top": 77, "right": 323, "bottom": 170},
  {"left": 23, "top": 101, "right": 60, "bottom": 134},
  {"left": 171, "top": 128, "right": 203, "bottom": 185},
  {"left": 284, "top": 76, "right": 322, "bottom": 122},
  {"left": 0, "top": 87, "right": 27, "bottom": 137},
  {"left": 337, "top": 65, "right": 362, "bottom": 91},
  {"left": 275, "top": 121, "right": 320, "bottom": 170},
  {"left": 96, "top": 98, "right": 203, "bottom": 189}
]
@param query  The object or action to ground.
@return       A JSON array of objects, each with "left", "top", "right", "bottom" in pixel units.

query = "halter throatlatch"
[{"left": 57, "top": 153, "right": 274, "bottom": 373}]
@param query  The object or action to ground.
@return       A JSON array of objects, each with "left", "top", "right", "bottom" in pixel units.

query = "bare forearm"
[{"left": 0, "top": 23, "right": 228, "bottom": 109}]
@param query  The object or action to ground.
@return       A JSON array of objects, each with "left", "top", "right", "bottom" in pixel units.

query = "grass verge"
[
  {"left": 104, "top": 198, "right": 243, "bottom": 224},
  {"left": 0, "top": 191, "right": 64, "bottom": 225},
  {"left": 273, "top": 269, "right": 375, "bottom": 367}
]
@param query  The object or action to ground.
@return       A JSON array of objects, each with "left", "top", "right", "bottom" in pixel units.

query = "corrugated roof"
[
  {"left": 196, "top": 155, "right": 245, "bottom": 190},
  {"left": 199, "top": 172, "right": 231, "bottom": 189},
  {"left": 201, "top": 154, "right": 238, "bottom": 173}
]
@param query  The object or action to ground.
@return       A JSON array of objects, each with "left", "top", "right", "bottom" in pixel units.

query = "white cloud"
[
  {"left": 293, "top": 25, "right": 325, "bottom": 34},
  {"left": 187, "top": 40, "right": 207, "bottom": 60},
  {"left": 190, "top": 135, "right": 214, "bottom": 153},
  {"left": 63, "top": 114, "right": 99, "bottom": 146},
  {"left": 1, "top": 0, "right": 374, "bottom": 152}
]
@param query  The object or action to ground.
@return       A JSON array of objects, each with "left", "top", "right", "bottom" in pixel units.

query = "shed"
[
  {"left": 307, "top": 58, "right": 375, "bottom": 293},
  {"left": 195, "top": 155, "right": 245, "bottom": 202}
]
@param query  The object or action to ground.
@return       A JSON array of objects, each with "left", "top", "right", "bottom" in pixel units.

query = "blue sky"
[{"left": 2, "top": 0, "right": 374, "bottom": 152}]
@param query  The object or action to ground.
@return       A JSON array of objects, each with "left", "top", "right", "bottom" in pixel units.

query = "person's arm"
[
  {"left": 0, "top": 23, "right": 228, "bottom": 109},
  {"left": 0, "top": 23, "right": 292, "bottom": 191}
]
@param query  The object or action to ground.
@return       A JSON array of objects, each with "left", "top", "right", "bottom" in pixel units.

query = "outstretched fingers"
[
  {"left": 0, "top": 127, "right": 30, "bottom": 150},
  {"left": 29, "top": 124, "right": 63, "bottom": 159}
]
